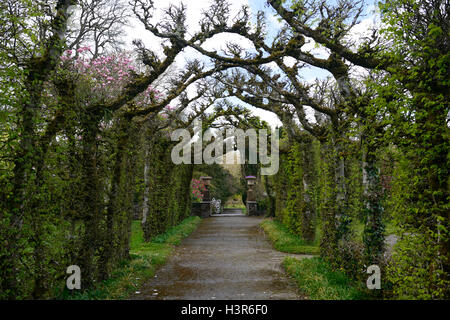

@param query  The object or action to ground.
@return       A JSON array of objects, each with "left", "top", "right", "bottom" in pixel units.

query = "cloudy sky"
[{"left": 124, "top": 0, "right": 379, "bottom": 128}]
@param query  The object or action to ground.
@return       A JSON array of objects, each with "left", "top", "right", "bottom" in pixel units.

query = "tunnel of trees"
[{"left": 0, "top": 0, "right": 448, "bottom": 299}]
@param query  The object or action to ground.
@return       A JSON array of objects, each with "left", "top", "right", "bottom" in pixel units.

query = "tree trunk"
[
  {"left": 141, "top": 145, "right": 150, "bottom": 228},
  {"left": 100, "top": 117, "right": 131, "bottom": 279},
  {"left": 79, "top": 113, "right": 102, "bottom": 288},
  {"left": 362, "top": 144, "right": 385, "bottom": 265}
]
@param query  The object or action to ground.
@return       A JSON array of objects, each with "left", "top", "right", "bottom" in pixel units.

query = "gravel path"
[{"left": 131, "top": 215, "right": 310, "bottom": 300}]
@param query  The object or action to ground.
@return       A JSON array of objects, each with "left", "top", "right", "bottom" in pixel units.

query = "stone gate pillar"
[
  {"left": 245, "top": 176, "right": 258, "bottom": 216},
  {"left": 191, "top": 176, "right": 212, "bottom": 218}
]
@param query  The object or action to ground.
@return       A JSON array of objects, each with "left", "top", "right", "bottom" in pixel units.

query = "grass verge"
[
  {"left": 260, "top": 219, "right": 320, "bottom": 255},
  {"left": 283, "top": 256, "right": 368, "bottom": 300},
  {"left": 60, "top": 216, "right": 201, "bottom": 299},
  {"left": 351, "top": 219, "right": 398, "bottom": 244}
]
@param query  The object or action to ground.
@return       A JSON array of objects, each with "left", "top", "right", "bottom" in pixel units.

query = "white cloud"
[
  {"left": 250, "top": 106, "right": 282, "bottom": 127},
  {"left": 301, "top": 37, "right": 330, "bottom": 60}
]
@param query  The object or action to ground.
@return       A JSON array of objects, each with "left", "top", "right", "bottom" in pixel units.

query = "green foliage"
[
  {"left": 1, "top": 0, "right": 448, "bottom": 301},
  {"left": 371, "top": 0, "right": 450, "bottom": 299},
  {"left": 273, "top": 151, "right": 289, "bottom": 220},
  {"left": 141, "top": 132, "right": 194, "bottom": 241},
  {"left": 192, "top": 163, "right": 240, "bottom": 204},
  {"left": 283, "top": 143, "right": 305, "bottom": 235},
  {"left": 278, "top": 137, "right": 319, "bottom": 243},
  {"left": 268, "top": 128, "right": 393, "bottom": 285},
  {"left": 260, "top": 219, "right": 320, "bottom": 255},
  {"left": 386, "top": 232, "right": 447, "bottom": 299},
  {"left": 150, "top": 216, "right": 201, "bottom": 246},
  {"left": 283, "top": 256, "right": 368, "bottom": 300}
]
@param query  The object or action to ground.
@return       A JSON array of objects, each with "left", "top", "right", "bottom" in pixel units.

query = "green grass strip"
[
  {"left": 260, "top": 219, "right": 320, "bottom": 255},
  {"left": 60, "top": 216, "right": 201, "bottom": 300},
  {"left": 283, "top": 256, "right": 368, "bottom": 300}
]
